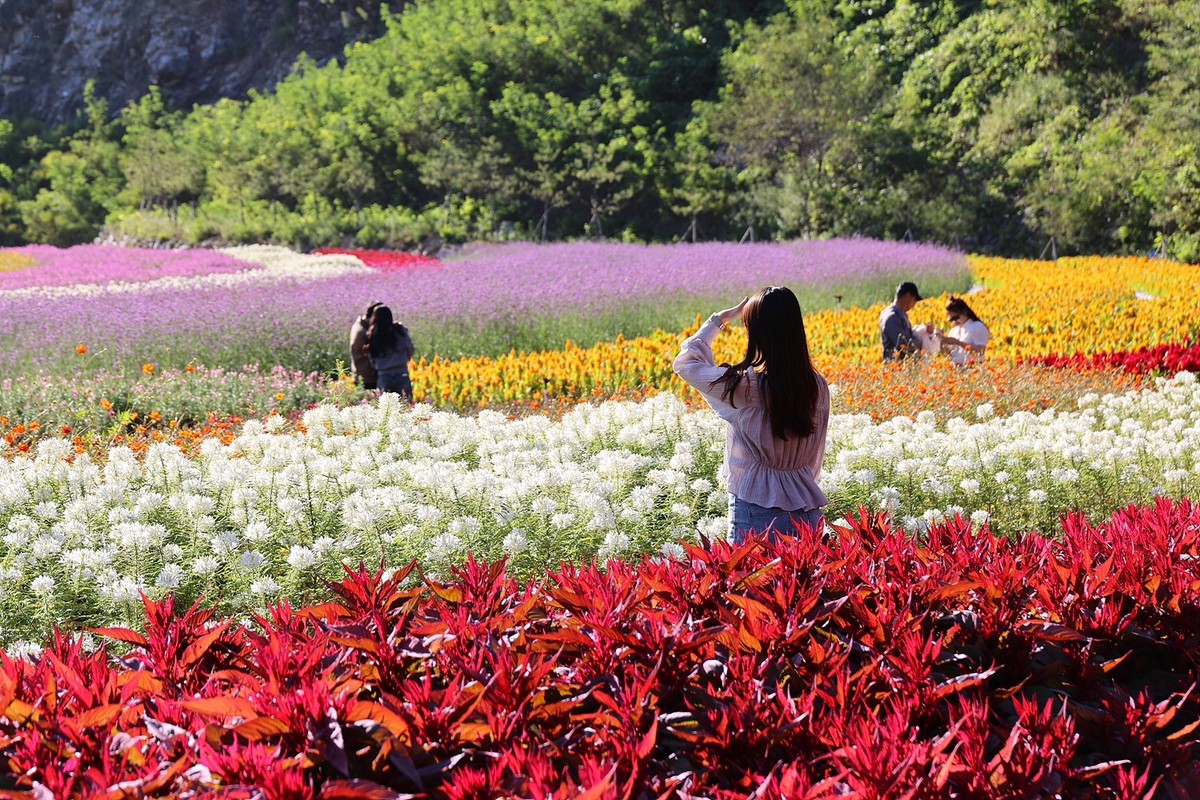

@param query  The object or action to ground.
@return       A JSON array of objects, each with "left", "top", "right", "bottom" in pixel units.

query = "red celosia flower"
[{"left": 312, "top": 247, "right": 438, "bottom": 270}]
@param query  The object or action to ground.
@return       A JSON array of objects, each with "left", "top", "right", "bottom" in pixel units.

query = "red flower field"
[
  {"left": 2, "top": 500, "right": 1200, "bottom": 798},
  {"left": 312, "top": 248, "right": 438, "bottom": 270},
  {"left": 1028, "top": 341, "right": 1200, "bottom": 376}
]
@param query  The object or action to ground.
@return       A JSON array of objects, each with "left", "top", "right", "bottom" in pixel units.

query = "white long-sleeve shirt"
[{"left": 672, "top": 315, "right": 829, "bottom": 511}]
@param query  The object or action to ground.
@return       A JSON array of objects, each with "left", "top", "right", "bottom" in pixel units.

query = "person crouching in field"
[
  {"left": 879, "top": 281, "right": 935, "bottom": 360},
  {"left": 938, "top": 296, "right": 990, "bottom": 364},
  {"left": 673, "top": 286, "right": 830, "bottom": 544},
  {"left": 366, "top": 305, "right": 415, "bottom": 401},
  {"left": 350, "top": 301, "right": 383, "bottom": 390}
]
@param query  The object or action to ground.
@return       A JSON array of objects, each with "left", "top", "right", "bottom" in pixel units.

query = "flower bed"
[
  {"left": 410, "top": 318, "right": 1144, "bottom": 418},
  {"left": 0, "top": 251, "right": 37, "bottom": 273},
  {"left": 0, "top": 240, "right": 967, "bottom": 379},
  {"left": 4, "top": 249, "right": 1197, "bottom": 403},
  {"left": 1028, "top": 341, "right": 1200, "bottom": 376},
  {"left": 408, "top": 252, "right": 1200, "bottom": 412},
  {"left": 688, "top": 254, "right": 1200, "bottom": 367},
  {"left": 0, "top": 364, "right": 368, "bottom": 455},
  {"left": 822, "top": 371, "right": 1200, "bottom": 533},
  {"left": 0, "top": 335, "right": 1142, "bottom": 449},
  {"left": 0, "top": 394, "right": 727, "bottom": 642},
  {"left": 7, "top": 376, "right": 1200, "bottom": 642},
  {"left": 3, "top": 501, "right": 1199, "bottom": 796},
  {"left": 312, "top": 247, "right": 438, "bottom": 268},
  {"left": 0, "top": 244, "right": 258, "bottom": 291}
]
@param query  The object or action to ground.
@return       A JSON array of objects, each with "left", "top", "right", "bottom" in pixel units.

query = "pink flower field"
[{"left": 0, "top": 244, "right": 258, "bottom": 290}]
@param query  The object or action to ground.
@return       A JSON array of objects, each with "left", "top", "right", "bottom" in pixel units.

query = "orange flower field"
[
  {"left": 410, "top": 254, "right": 1180, "bottom": 417},
  {"left": 0, "top": 253, "right": 1193, "bottom": 445},
  {"left": 410, "top": 256, "right": 1180, "bottom": 419}
]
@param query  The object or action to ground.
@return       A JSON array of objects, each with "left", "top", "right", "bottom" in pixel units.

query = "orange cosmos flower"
[
  {"left": 142, "top": 363, "right": 154, "bottom": 374},
  {"left": 75, "top": 344, "right": 87, "bottom": 354},
  {"left": 100, "top": 399, "right": 112, "bottom": 410}
]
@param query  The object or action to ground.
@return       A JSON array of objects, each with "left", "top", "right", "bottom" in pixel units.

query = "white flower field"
[{"left": 3, "top": 370, "right": 1200, "bottom": 646}]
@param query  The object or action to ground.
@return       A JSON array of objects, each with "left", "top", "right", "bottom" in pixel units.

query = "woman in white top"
[
  {"left": 939, "top": 296, "right": 990, "bottom": 365},
  {"left": 673, "top": 286, "right": 830, "bottom": 544}
]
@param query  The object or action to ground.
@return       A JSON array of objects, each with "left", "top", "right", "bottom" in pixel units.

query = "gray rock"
[{"left": 0, "top": 0, "right": 390, "bottom": 124}]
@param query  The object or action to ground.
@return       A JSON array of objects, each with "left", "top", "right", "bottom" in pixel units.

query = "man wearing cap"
[{"left": 880, "top": 282, "right": 924, "bottom": 361}]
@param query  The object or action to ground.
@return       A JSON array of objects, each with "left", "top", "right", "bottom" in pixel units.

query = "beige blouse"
[{"left": 673, "top": 315, "right": 829, "bottom": 511}]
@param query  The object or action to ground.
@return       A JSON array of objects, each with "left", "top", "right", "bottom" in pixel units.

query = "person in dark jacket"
[
  {"left": 366, "top": 305, "right": 415, "bottom": 400},
  {"left": 879, "top": 281, "right": 929, "bottom": 361}
]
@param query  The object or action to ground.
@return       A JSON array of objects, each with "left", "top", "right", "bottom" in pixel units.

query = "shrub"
[{"left": 3, "top": 499, "right": 1200, "bottom": 796}]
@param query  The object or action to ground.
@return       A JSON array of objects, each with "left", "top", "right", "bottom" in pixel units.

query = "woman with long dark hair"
[
  {"left": 938, "top": 296, "right": 990, "bottom": 364},
  {"left": 349, "top": 301, "right": 384, "bottom": 390},
  {"left": 366, "top": 305, "right": 415, "bottom": 400},
  {"left": 673, "top": 286, "right": 830, "bottom": 544}
]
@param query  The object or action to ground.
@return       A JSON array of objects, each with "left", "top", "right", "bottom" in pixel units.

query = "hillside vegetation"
[{"left": 1, "top": 0, "right": 1198, "bottom": 259}]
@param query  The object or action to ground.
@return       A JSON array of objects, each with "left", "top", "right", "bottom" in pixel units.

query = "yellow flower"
[
  {"left": 0, "top": 252, "right": 37, "bottom": 273},
  {"left": 142, "top": 362, "right": 154, "bottom": 375},
  {"left": 409, "top": 254, "right": 1200, "bottom": 410}
]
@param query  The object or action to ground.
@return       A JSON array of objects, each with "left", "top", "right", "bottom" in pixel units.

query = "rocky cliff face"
[{"left": 0, "top": 0, "right": 389, "bottom": 124}]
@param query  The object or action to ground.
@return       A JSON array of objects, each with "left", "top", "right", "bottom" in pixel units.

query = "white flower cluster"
[
  {"left": 5, "top": 373, "right": 1200, "bottom": 641},
  {"left": 219, "top": 245, "right": 372, "bottom": 280},
  {"left": 823, "top": 372, "right": 1200, "bottom": 530},
  {"left": 0, "top": 246, "right": 370, "bottom": 301},
  {"left": 0, "top": 394, "right": 726, "bottom": 641}
]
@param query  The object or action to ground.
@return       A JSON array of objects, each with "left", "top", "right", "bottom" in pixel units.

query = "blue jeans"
[
  {"left": 727, "top": 493, "right": 824, "bottom": 545},
  {"left": 377, "top": 370, "right": 413, "bottom": 400}
]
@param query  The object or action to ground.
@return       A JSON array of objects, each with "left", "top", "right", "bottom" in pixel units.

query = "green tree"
[
  {"left": 703, "top": 7, "right": 881, "bottom": 238},
  {"left": 492, "top": 86, "right": 576, "bottom": 241},
  {"left": 566, "top": 77, "right": 657, "bottom": 238},
  {"left": 0, "top": 120, "right": 21, "bottom": 244},
  {"left": 18, "top": 82, "right": 124, "bottom": 245},
  {"left": 118, "top": 87, "right": 203, "bottom": 207},
  {"left": 658, "top": 118, "right": 730, "bottom": 241}
]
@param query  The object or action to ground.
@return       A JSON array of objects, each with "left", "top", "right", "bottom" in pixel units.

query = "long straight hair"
[
  {"left": 366, "top": 305, "right": 401, "bottom": 358},
  {"left": 711, "top": 286, "right": 819, "bottom": 440}
]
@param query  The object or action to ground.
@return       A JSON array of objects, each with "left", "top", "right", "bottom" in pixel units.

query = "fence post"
[{"left": 1039, "top": 236, "right": 1057, "bottom": 261}]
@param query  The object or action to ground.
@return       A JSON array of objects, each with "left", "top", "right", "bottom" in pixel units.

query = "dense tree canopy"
[{"left": 1, "top": 0, "right": 1198, "bottom": 258}]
